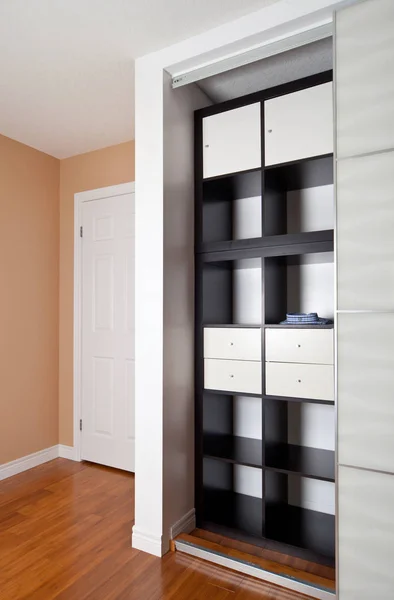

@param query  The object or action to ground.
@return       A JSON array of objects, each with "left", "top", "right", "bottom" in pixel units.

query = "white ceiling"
[{"left": 0, "top": 0, "right": 280, "bottom": 158}]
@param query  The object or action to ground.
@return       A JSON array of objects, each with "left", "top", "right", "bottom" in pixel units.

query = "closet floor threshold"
[{"left": 172, "top": 532, "right": 335, "bottom": 600}]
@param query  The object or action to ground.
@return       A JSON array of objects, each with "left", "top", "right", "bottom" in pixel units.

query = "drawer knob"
[
  {"left": 297, "top": 344, "right": 301, "bottom": 348},
  {"left": 230, "top": 342, "right": 234, "bottom": 346},
  {"left": 297, "top": 379, "right": 302, "bottom": 383},
  {"left": 230, "top": 374, "right": 234, "bottom": 378}
]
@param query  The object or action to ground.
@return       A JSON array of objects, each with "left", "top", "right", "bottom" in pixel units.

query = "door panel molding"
[{"left": 73, "top": 182, "right": 135, "bottom": 462}]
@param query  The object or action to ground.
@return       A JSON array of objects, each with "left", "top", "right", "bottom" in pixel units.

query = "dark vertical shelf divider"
[{"left": 195, "top": 71, "right": 335, "bottom": 567}]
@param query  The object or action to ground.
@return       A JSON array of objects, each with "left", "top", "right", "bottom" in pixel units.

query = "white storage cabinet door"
[
  {"left": 203, "top": 103, "right": 261, "bottom": 179},
  {"left": 264, "top": 82, "right": 333, "bottom": 166}
]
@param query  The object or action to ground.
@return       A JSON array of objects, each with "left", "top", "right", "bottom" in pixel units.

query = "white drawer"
[
  {"left": 264, "top": 82, "right": 333, "bottom": 166},
  {"left": 265, "top": 362, "right": 334, "bottom": 401},
  {"left": 204, "top": 327, "right": 261, "bottom": 361},
  {"left": 204, "top": 359, "right": 262, "bottom": 395},
  {"left": 203, "top": 103, "right": 261, "bottom": 179},
  {"left": 265, "top": 328, "right": 334, "bottom": 365}
]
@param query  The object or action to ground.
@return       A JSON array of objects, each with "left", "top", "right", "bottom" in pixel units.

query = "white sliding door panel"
[
  {"left": 336, "top": 0, "right": 394, "bottom": 158},
  {"left": 338, "top": 466, "right": 394, "bottom": 599},
  {"left": 81, "top": 193, "right": 135, "bottom": 472},
  {"left": 338, "top": 314, "right": 394, "bottom": 474},
  {"left": 336, "top": 0, "right": 394, "bottom": 596},
  {"left": 203, "top": 103, "right": 261, "bottom": 179},
  {"left": 264, "top": 82, "right": 333, "bottom": 166},
  {"left": 337, "top": 151, "right": 394, "bottom": 311}
]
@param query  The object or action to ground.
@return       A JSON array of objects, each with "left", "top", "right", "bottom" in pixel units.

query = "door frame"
[{"left": 73, "top": 182, "right": 135, "bottom": 462}]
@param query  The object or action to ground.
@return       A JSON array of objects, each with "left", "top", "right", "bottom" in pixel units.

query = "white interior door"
[{"left": 81, "top": 192, "right": 135, "bottom": 472}]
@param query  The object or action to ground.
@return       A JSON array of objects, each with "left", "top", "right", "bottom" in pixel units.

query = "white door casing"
[{"left": 74, "top": 184, "right": 135, "bottom": 472}]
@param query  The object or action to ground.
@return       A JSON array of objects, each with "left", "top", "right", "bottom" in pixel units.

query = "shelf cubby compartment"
[
  {"left": 264, "top": 251, "right": 334, "bottom": 326},
  {"left": 263, "top": 154, "right": 334, "bottom": 237},
  {"left": 264, "top": 443, "right": 334, "bottom": 482},
  {"left": 201, "top": 258, "right": 262, "bottom": 327},
  {"left": 199, "top": 169, "right": 262, "bottom": 250},
  {"left": 265, "top": 470, "right": 335, "bottom": 563},
  {"left": 203, "top": 458, "right": 263, "bottom": 539}
]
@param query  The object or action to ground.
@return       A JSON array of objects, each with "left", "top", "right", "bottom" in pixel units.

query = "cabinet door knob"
[
  {"left": 230, "top": 374, "right": 234, "bottom": 378},
  {"left": 297, "top": 379, "right": 302, "bottom": 383},
  {"left": 230, "top": 342, "right": 234, "bottom": 346},
  {"left": 297, "top": 344, "right": 301, "bottom": 348},
  {"left": 268, "top": 129, "right": 273, "bottom": 133}
]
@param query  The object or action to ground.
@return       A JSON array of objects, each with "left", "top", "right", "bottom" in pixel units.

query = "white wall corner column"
[
  {"left": 133, "top": 0, "right": 359, "bottom": 557},
  {"left": 335, "top": 0, "right": 394, "bottom": 597},
  {"left": 132, "top": 58, "right": 165, "bottom": 556}
]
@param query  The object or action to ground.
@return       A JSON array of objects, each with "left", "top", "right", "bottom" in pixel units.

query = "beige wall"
[
  {"left": 59, "top": 141, "right": 135, "bottom": 446},
  {"left": 0, "top": 134, "right": 60, "bottom": 464}
]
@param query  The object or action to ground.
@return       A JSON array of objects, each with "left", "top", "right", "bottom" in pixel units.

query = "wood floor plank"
[{"left": 0, "top": 459, "right": 321, "bottom": 600}]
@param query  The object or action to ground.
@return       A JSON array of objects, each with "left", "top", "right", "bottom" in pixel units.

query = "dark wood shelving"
[
  {"left": 265, "top": 443, "right": 335, "bottom": 482},
  {"left": 266, "top": 504, "right": 335, "bottom": 563},
  {"left": 203, "top": 487, "right": 263, "bottom": 538},
  {"left": 195, "top": 70, "right": 336, "bottom": 569},
  {"left": 203, "top": 434, "right": 263, "bottom": 468},
  {"left": 200, "top": 230, "right": 334, "bottom": 261}
]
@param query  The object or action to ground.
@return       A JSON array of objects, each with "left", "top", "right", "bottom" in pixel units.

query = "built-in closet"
[{"left": 195, "top": 68, "right": 335, "bottom": 566}]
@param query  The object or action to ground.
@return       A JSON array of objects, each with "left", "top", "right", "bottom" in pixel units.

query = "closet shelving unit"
[{"left": 195, "top": 71, "right": 335, "bottom": 567}]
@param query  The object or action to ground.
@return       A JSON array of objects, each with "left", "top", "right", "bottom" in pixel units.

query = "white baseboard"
[
  {"left": 0, "top": 444, "right": 80, "bottom": 482},
  {"left": 0, "top": 445, "right": 59, "bottom": 481},
  {"left": 58, "top": 445, "right": 78, "bottom": 461},
  {"left": 132, "top": 527, "right": 163, "bottom": 557},
  {"left": 170, "top": 508, "right": 196, "bottom": 540}
]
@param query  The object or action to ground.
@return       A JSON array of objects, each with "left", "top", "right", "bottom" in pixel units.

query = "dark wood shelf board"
[
  {"left": 198, "top": 230, "right": 334, "bottom": 257},
  {"left": 203, "top": 390, "right": 334, "bottom": 404},
  {"left": 204, "top": 388, "right": 263, "bottom": 399},
  {"left": 203, "top": 435, "right": 334, "bottom": 481},
  {"left": 198, "top": 236, "right": 265, "bottom": 255},
  {"left": 203, "top": 323, "right": 262, "bottom": 329},
  {"left": 266, "top": 504, "right": 335, "bottom": 562},
  {"left": 196, "top": 70, "right": 333, "bottom": 120},
  {"left": 203, "top": 434, "right": 263, "bottom": 469},
  {"left": 263, "top": 394, "right": 334, "bottom": 406},
  {"left": 264, "top": 323, "right": 334, "bottom": 329},
  {"left": 202, "top": 166, "right": 262, "bottom": 184},
  {"left": 265, "top": 443, "right": 335, "bottom": 482},
  {"left": 203, "top": 234, "right": 334, "bottom": 263},
  {"left": 203, "top": 488, "right": 263, "bottom": 539}
]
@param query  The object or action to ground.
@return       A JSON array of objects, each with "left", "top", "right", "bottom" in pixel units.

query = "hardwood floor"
[{"left": 0, "top": 459, "right": 310, "bottom": 599}]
